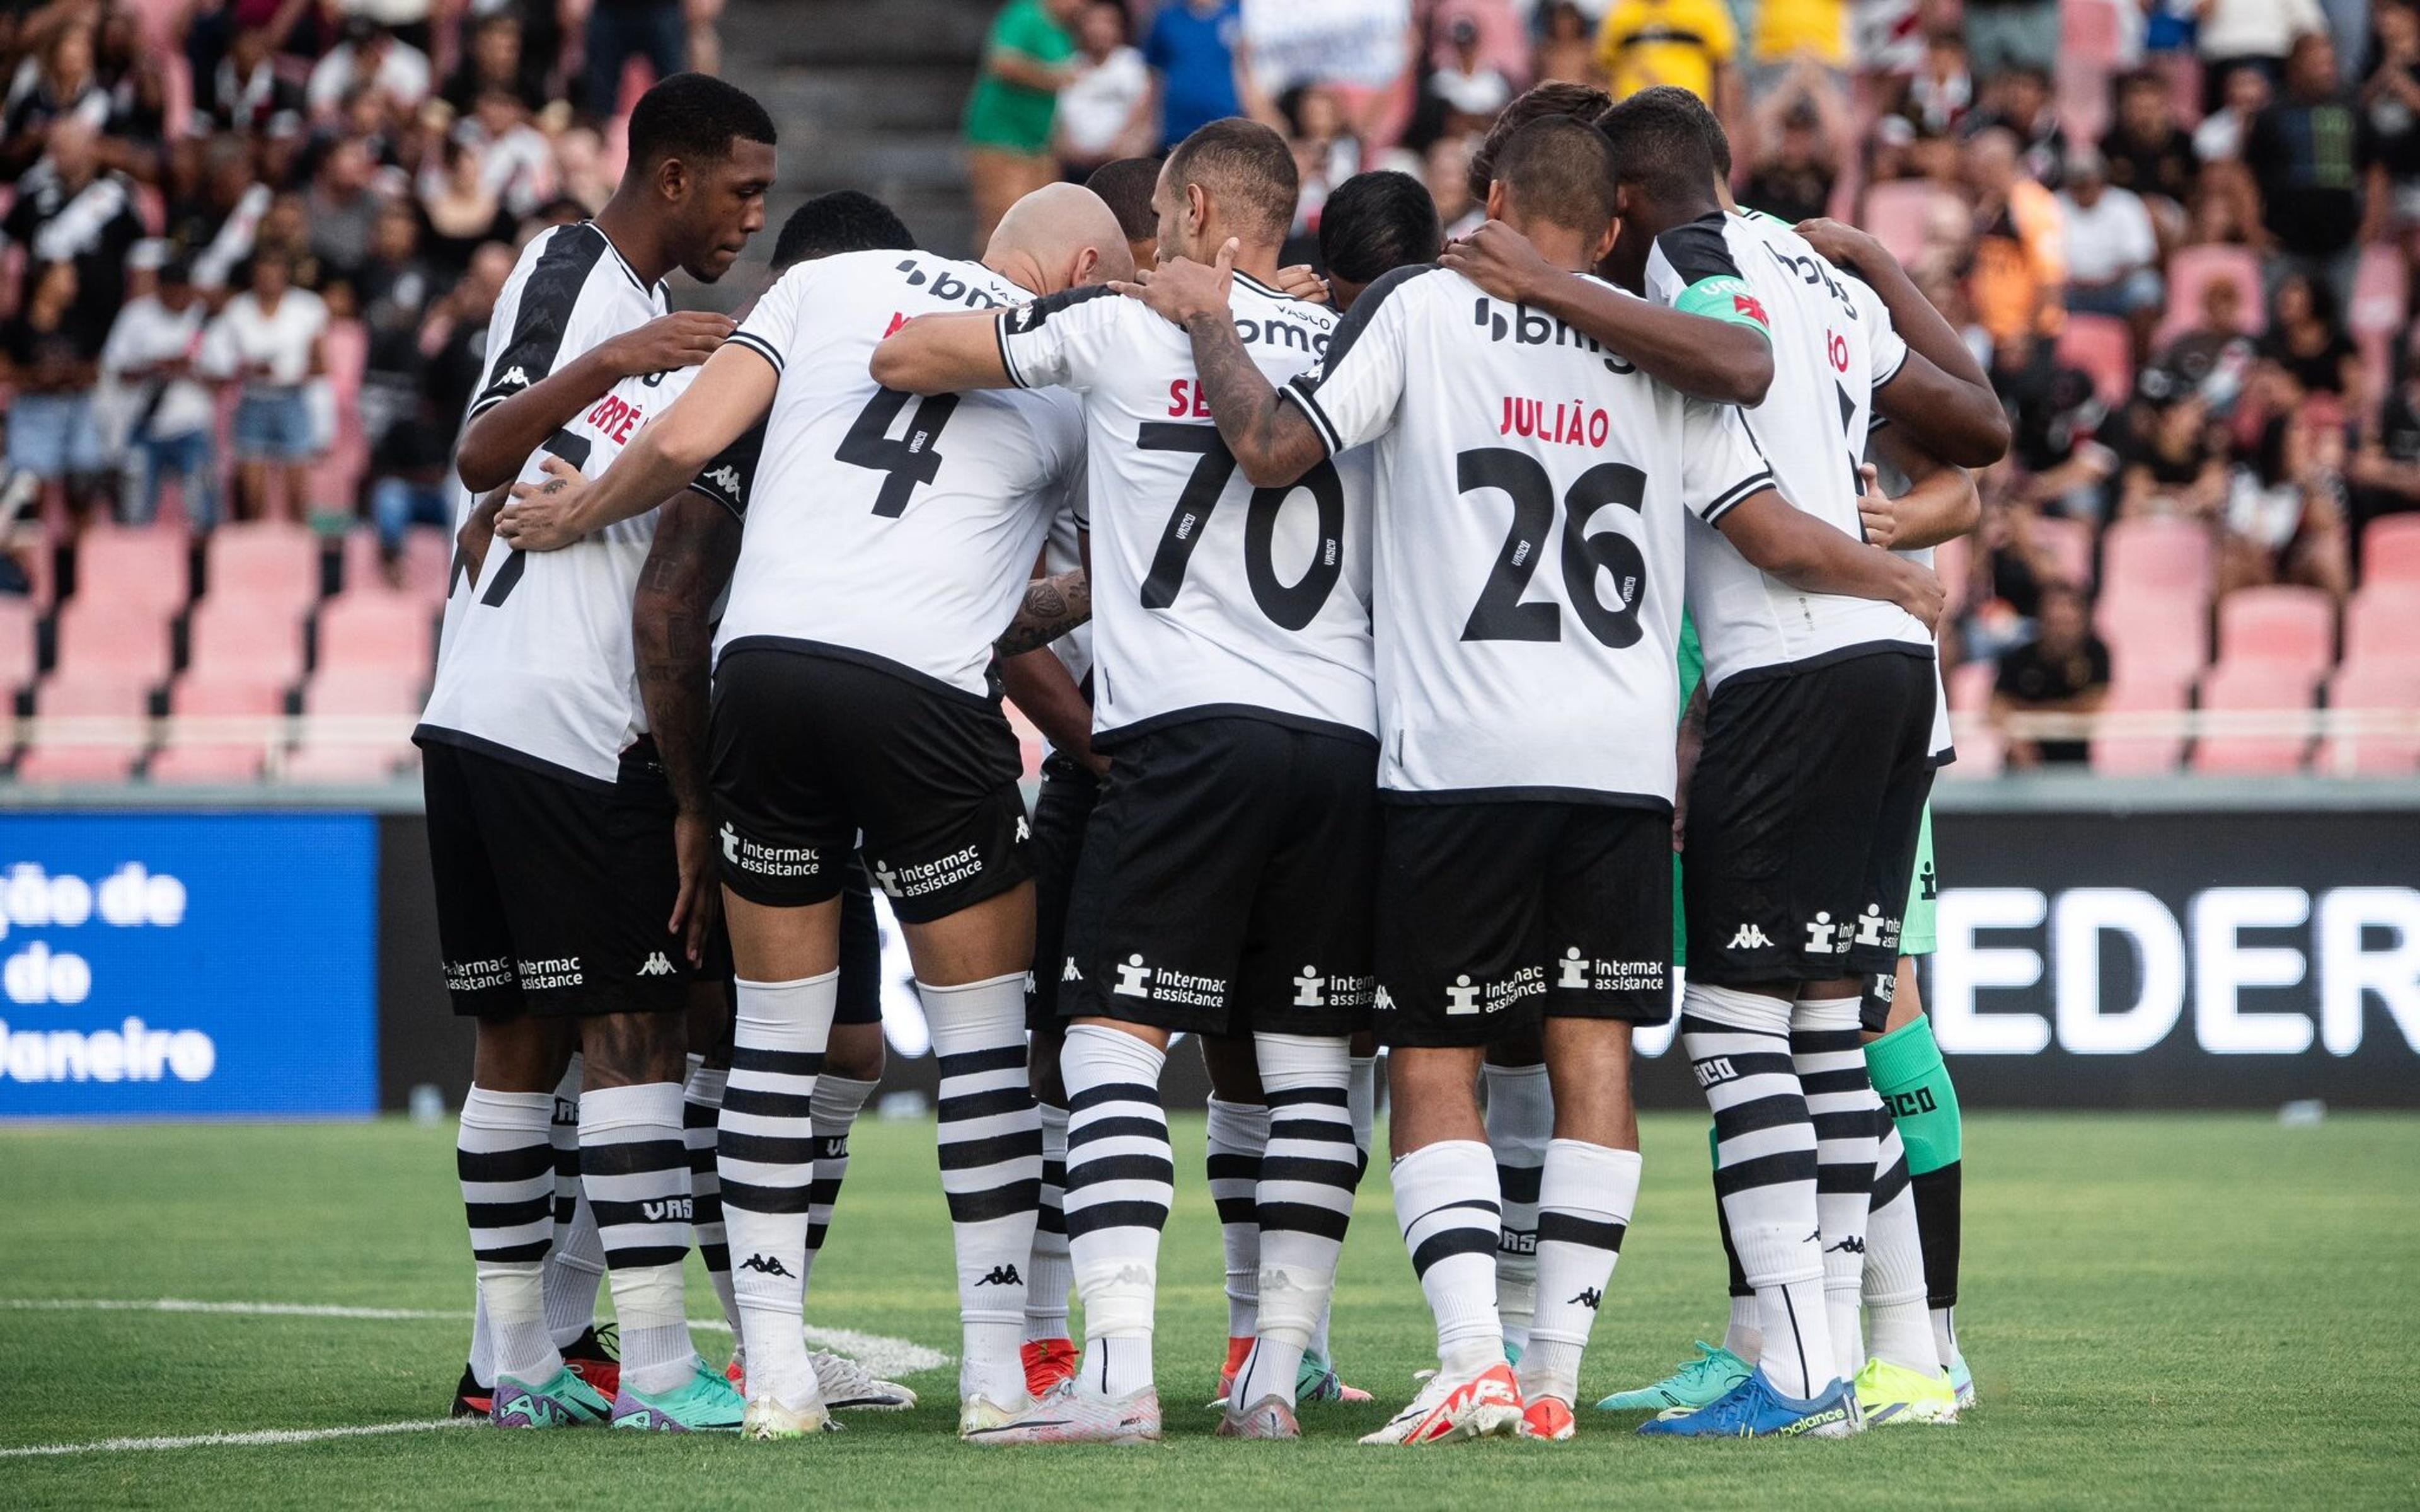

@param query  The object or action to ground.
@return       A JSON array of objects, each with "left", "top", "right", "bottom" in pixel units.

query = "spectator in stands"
[
  {"left": 417, "top": 134, "right": 514, "bottom": 276},
  {"left": 1425, "top": 132, "right": 1482, "bottom": 238},
  {"left": 1422, "top": 16, "right": 1513, "bottom": 144},
  {"left": 460, "top": 86, "right": 558, "bottom": 219},
  {"left": 2348, "top": 353, "right": 2420, "bottom": 542},
  {"left": 2060, "top": 148, "right": 2163, "bottom": 347},
  {"left": 2102, "top": 69, "right": 2199, "bottom": 216},
  {"left": 1280, "top": 82, "right": 1361, "bottom": 240},
  {"left": 1990, "top": 580, "right": 2109, "bottom": 765},
  {"left": 1743, "top": 0, "right": 1851, "bottom": 102},
  {"left": 2361, "top": 0, "right": 2420, "bottom": 239},
  {"left": 101, "top": 257, "right": 220, "bottom": 529},
  {"left": 0, "top": 260, "right": 109, "bottom": 518},
  {"left": 1999, "top": 341, "right": 2118, "bottom": 515},
  {"left": 585, "top": 0, "right": 686, "bottom": 122},
  {"left": 2259, "top": 271, "right": 2361, "bottom": 406},
  {"left": 304, "top": 16, "right": 430, "bottom": 120},
  {"left": 442, "top": 12, "right": 555, "bottom": 116},
  {"left": 369, "top": 239, "right": 512, "bottom": 577},
  {"left": 205, "top": 25, "right": 307, "bottom": 134},
  {"left": 2197, "top": 0, "right": 2327, "bottom": 115},
  {"left": 2154, "top": 275, "right": 2261, "bottom": 407},
  {"left": 1875, "top": 30, "right": 1973, "bottom": 182},
  {"left": 1054, "top": 1, "right": 1153, "bottom": 178},
  {"left": 2, "top": 12, "right": 103, "bottom": 176},
  {"left": 306, "top": 135, "right": 388, "bottom": 294},
  {"left": 1974, "top": 63, "right": 2068, "bottom": 189},
  {"left": 90, "top": 4, "right": 166, "bottom": 180},
  {"left": 203, "top": 247, "right": 330, "bottom": 522},
  {"left": 1964, "top": 0, "right": 2058, "bottom": 77},
  {"left": 1964, "top": 126, "right": 2065, "bottom": 348},
  {"left": 1593, "top": 0, "right": 1738, "bottom": 121},
  {"left": 1144, "top": 0, "right": 1246, "bottom": 149},
  {"left": 1741, "top": 89, "right": 1841, "bottom": 224},
  {"left": 2246, "top": 31, "right": 2385, "bottom": 314},
  {"left": 963, "top": 0, "right": 1081, "bottom": 249},
  {"left": 2223, "top": 385, "right": 2354, "bottom": 597},
  {"left": 1533, "top": 2, "right": 1596, "bottom": 86},
  {"left": 2112, "top": 389, "right": 2228, "bottom": 519},
  {"left": 2194, "top": 60, "right": 2273, "bottom": 163},
  {"left": 357, "top": 200, "right": 434, "bottom": 457}
]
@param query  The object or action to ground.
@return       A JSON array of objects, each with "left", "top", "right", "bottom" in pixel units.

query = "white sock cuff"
[
  {"left": 611, "top": 1262, "right": 689, "bottom": 1330},
  {"left": 1730, "top": 1222, "right": 1823, "bottom": 1288},
  {"left": 555, "top": 1054, "right": 584, "bottom": 1101},
  {"left": 1065, "top": 1022, "right": 1166, "bottom": 1082},
  {"left": 684, "top": 1060, "right": 729, "bottom": 1104},
  {"left": 1794, "top": 995, "right": 1863, "bottom": 1031},
  {"left": 1540, "top": 1139, "right": 1642, "bottom": 1222},
  {"left": 1391, "top": 1137, "right": 1495, "bottom": 1199},
  {"left": 1252, "top": 1031, "right": 1348, "bottom": 1090},
  {"left": 810, "top": 1074, "right": 877, "bottom": 1125},
  {"left": 916, "top": 972, "right": 1028, "bottom": 1046},
  {"left": 1683, "top": 982, "right": 1794, "bottom": 1033},
  {"left": 1037, "top": 1099, "right": 1069, "bottom": 1148},
  {"left": 734, "top": 970, "right": 839, "bottom": 1048},
  {"left": 1205, "top": 1096, "right": 1270, "bottom": 1146},
  {"left": 461, "top": 1085, "right": 554, "bottom": 1130},
  {"left": 1482, "top": 1060, "right": 1550, "bottom": 1091},
  {"left": 577, "top": 1080, "right": 684, "bottom": 1135},
  {"left": 1076, "top": 1259, "right": 1158, "bottom": 1341}
]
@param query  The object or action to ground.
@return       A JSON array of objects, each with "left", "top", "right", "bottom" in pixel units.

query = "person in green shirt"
[{"left": 964, "top": 0, "right": 1083, "bottom": 248}]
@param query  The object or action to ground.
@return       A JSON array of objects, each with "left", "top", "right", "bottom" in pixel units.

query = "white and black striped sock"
[
  {"left": 1519, "top": 1138, "right": 1642, "bottom": 1406},
  {"left": 1864, "top": 1118, "right": 1938, "bottom": 1373},
  {"left": 1026, "top": 1101, "right": 1073, "bottom": 1343},
  {"left": 1393, "top": 1138, "right": 1505, "bottom": 1377},
  {"left": 717, "top": 971, "right": 836, "bottom": 1409},
  {"left": 1683, "top": 982, "right": 1833, "bottom": 1400},
  {"left": 1795, "top": 996, "right": 1881, "bottom": 1384},
  {"left": 541, "top": 1057, "right": 605, "bottom": 1351},
  {"left": 798, "top": 1074, "right": 875, "bottom": 1293},
  {"left": 681, "top": 1057, "right": 739, "bottom": 1339},
  {"left": 581, "top": 1080, "right": 697, "bottom": 1396},
  {"left": 1061, "top": 1023, "right": 1170, "bottom": 1398},
  {"left": 1308, "top": 1052, "right": 1378, "bottom": 1365},
  {"left": 921, "top": 973, "right": 1042, "bottom": 1409},
  {"left": 1482, "top": 1061, "right": 1552, "bottom": 1353},
  {"left": 1233, "top": 1033, "right": 1356, "bottom": 1410},
  {"left": 459, "top": 1085, "right": 560, "bottom": 1385},
  {"left": 1204, "top": 1096, "right": 1267, "bottom": 1343}
]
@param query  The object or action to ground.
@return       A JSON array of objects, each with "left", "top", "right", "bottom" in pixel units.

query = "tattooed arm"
[
  {"left": 1113, "top": 242, "right": 1328, "bottom": 488},
  {"left": 633, "top": 491, "right": 743, "bottom": 963},
  {"left": 994, "top": 568, "right": 1093, "bottom": 656}
]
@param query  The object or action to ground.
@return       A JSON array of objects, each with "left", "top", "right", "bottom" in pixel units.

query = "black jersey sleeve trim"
[
  {"left": 469, "top": 224, "right": 610, "bottom": 418},
  {"left": 727, "top": 329, "right": 784, "bottom": 375},
  {"left": 1653, "top": 212, "right": 1745, "bottom": 285},
  {"left": 1278, "top": 383, "right": 1344, "bottom": 456},
  {"left": 1700, "top": 469, "right": 1775, "bottom": 525},
  {"left": 995, "top": 311, "right": 1027, "bottom": 387},
  {"left": 684, "top": 417, "right": 768, "bottom": 519},
  {"left": 999, "top": 284, "right": 1119, "bottom": 389},
  {"left": 1874, "top": 341, "right": 1911, "bottom": 391},
  {"left": 1279, "top": 263, "right": 1432, "bottom": 454}
]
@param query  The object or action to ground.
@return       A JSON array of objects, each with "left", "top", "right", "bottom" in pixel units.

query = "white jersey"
[
  {"left": 1868, "top": 416, "right": 1957, "bottom": 762},
  {"left": 418, "top": 362, "right": 756, "bottom": 787},
  {"left": 1645, "top": 209, "right": 1930, "bottom": 689},
  {"left": 1041, "top": 494, "right": 1092, "bottom": 689},
  {"left": 997, "top": 272, "right": 1376, "bottom": 744},
  {"left": 715, "top": 249, "right": 1085, "bottom": 694},
  {"left": 1284, "top": 265, "right": 1772, "bottom": 805}
]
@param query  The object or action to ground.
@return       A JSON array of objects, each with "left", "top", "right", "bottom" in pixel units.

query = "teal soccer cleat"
[
  {"left": 609, "top": 1360, "right": 747, "bottom": 1432},
  {"left": 1595, "top": 1341, "right": 1753, "bottom": 1412},
  {"left": 491, "top": 1366, "right": 613, "bottom": 1428}
]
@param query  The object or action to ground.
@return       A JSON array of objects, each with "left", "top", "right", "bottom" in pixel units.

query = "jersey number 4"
[
  {"left": 1457, "top": 448, "right": 1647, "bottom": 648},
  {"left": 1136, "top": 422, "right": 1344, "bottom": 631},
  {"left": 837, "top": 386, "right": 962, "bottom": 517}
]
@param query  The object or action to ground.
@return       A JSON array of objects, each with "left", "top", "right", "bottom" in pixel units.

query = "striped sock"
[
  {"left": 1519, "top": 1138, "right": 1641, "bottom": 1406},
  {"left": 921, "top": 973, "right": 1042, "bottom": 1409},
  {"left": 681, "top": 1057, "right": 739, "bottom": 1339},
  {"left": 1683, "top": 983, "right": 1831, "bottom": 1400},
  {"left": 1482, "top": 1062, "right": 1551, "bottom": 1353},
  {"left": 459, "top": 1085, "right": 560, "bottom": 1385},
  {"left": 1794, "top": 997, "right": 1880, "bottom": 1385},
  {"left": 1026, "top": 1101, "right": 1074, "bottom": 1342},
  {"left": 1204, "top": 1096, "right": 1267, "bottom": 1343},
  {"left": 1061, "top": 1024, "right": 1170, "bottom": 1398},
  {"left": 1233, "top": 1033, "right": 1356, "bottom": 1410},
  {"left": 541, "top": 1057, "right": 604, "bottom": 1350},
  {"left": 581, "top": 1080, "right": 696, "bottom": 1395},
  {"left": 1393, "top": 1139, "right": 1504, "bottom": 1377},
  {"left": 1310, "top": 1052, "right": 1378, "bottom": 1365},
  {"left": 1864, "top": 1118, "right": 1939, "bottom": 1373},
  {"left": 798, "top": 1074, "right": 875, "bottom": 1295},
  {"left": 717, "top": 971, "right": 836, "bottom": 1409}
]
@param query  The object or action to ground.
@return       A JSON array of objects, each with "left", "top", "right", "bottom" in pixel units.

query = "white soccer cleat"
[
  {"left": 811, "top": 1350, "right": 917, "bottom": 1411},
  {"left": 1215, "top": 1393, "right": 1301, "bottom": 1440},
  {"left": 740, "top": 1389, "right": 838, "bottom": 1440},
  {"left": 960, "top": 1380, "right": 1162, "bottom": 1446},
  {"left": 958, "top": 1394, "right": 1028, "bottom": 1439},
  {"left": 1359, "top": 1361, "right": 1524, "bottom": 1446}
]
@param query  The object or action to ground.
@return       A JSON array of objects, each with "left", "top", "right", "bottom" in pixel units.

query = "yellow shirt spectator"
[
  {"left": 1751, "top": 0, "right": 1849, "bottom": 69},
  {"left": 1594, "top": 0, "right": 1737, "bottom": 103}
]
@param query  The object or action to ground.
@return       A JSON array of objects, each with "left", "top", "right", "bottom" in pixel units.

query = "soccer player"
[
  {"left": 873, "top": 120, "right": 1378, "bottom": 1445},
  {"left": 1084, "top": 155, "right": 1163, "bottom": 274},
  {"left": 494, "top": 181, "right": 1126, "bottom": 1440},
  {"left": 1126, "top": 115, "right": 1939, "bottom": 1446},
  {"left": 417, "top": 72, "right": 778, "bottom": 1431}
]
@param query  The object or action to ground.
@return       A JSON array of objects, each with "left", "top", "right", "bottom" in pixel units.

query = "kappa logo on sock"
[
  {"left": 637, "top": 952, "right": 676, "bottom": 977},
  {"left": 1826, "top": 1235, "right": 1865, "bottom": 1256},
  {"left": 1692, "top": 1055, "right": 1739, "bottom": 1088},
  {"left": 641, "top": 1197, "right": 693, "bottom": 1222},
  {"left": 1727, "top": 924, "right": 1775, "bottom": 950},
  {"left": 975, "top": 1263, "right": 1024, "bottom": 1286},
  {"left": 738, "top": 1253, "right": 794, "bottom": 1278},
  {"left": 1568, "top": 1286, "right": 1603, "bottom": 1311}
]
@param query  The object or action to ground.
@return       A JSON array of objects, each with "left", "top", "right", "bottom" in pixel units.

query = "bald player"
[{"left": 496, "top": 181, "right": 1131, "bottom": 1441}]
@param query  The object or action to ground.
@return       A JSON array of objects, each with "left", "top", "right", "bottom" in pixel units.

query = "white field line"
[{"left": 0, "top": 1419, "right": 471, "bottom": 1458}]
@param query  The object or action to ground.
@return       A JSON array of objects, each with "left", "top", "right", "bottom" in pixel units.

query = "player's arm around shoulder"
[
  {"left": 1863, "top": 423, "right": 1980, "bottom": 552},
  {"left": 870, "top": 307, "right": 1018, "bottom": 394},
  {"left": 1716, "top": 471, "right": 1945, "bottom": 629}
]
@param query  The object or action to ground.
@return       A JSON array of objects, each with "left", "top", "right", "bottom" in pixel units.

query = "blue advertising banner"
[{"left": 0, "top": 814, "right": 377, "bottom": 1117}]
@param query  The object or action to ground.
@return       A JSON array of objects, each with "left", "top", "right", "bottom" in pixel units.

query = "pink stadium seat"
[
  {"left": 1949, "top": 658, "right": 1995, "bottom": 714},
  {"left": 2101, "top": 516, "right": 2213, "bottom": 600},
  {"left": 2058, "top": 315, "right": 2134, "bottom": 409},
  {"left": 184, "top": 598, "right": 307, "bottom": 689},
  {"left": 76, "top": 524, "right": 190, "bottom": 617},
  {"left": 2191, "top": 663, "right": 2318, "bottom": 774},
  {"left": 1863, "top": 181, "right": 1949, "bottom": 266},
  {"left": 316, "top": 592, "right": 438, "bottom": 681},
  {"left": 2100, "top": 602, "right": 2208, "bottom": 684},
  {"left": 2215, "top": 585, "right": 2334, "bottom": 673},
  {"left": 205, "top": 520, "right": 321, "bottom": 613},
  {"left": 2032, "top": 515, "right": 2095, "bottom": 590},
  {"left": 308, "top": 322, "right": 371, "bottom": 512},
  {"left": 50, "top": 598, "right": 173, "bottom": 685},
  {"left": 2158, "top": 245, "right": 2264, "bottom": 346},
  {"left": 2366, "top": 515, "right": 2420, "bottom": 585},
  {"left": 2063, "top": 0, "right": 2123, "bottom": 62},
  {"left": 284, "top": 670, "right": 422, "bottom": 782},
  {"left": 0, "top": 597, "right": 35, "bottom": 699},
  {"left": 16, "top": 674, "right": 151, "bottom": 784},
  {"left": 1945, "top": 721, "right": 2004, "bottom": 777},
  {"left": 2349, "top": 244, "right": 2409, "bottom": 343},
  {"left": 2342, "top": 584, "right": 2420, "bottom": 667},
  {"left": 149, "top": 677, "right": 281, "bottom": 784},
  {"left": 2317, "top": 662, "right": 2420, "bottom": 775},
  {"left": 2090, "top": 677, "right": 2190, "bottom": 774},
  {"left": 401, "top": 527, "right": 456, "bottom": 604}
]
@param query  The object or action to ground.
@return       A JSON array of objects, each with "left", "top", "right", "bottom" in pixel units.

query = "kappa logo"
[
  {"left": 703, "top": 464, "right": 742, "bottom": 500},
  {"left": 738, "top": 1253, "right": 793, "bottom": 1278},
  {"left": 1727, "top": 923, "right": 1775, "bottom": 950},
  {"left": 637, "top": 952, "right": 676, "bottom": 977},
  {"left": 495, "top": 365, "right": 529, "bottom": 391},
  {"left": 1292, "top": 965, "right": 1325, "bottom": 1007},
  {"left": 872, "top": 857, "right": 900, "bottom": 896},
  {"left": 1015, "top": 814, "right": 1031, "bottom": 844},
  {"left": 1804, "top": 912, "right": 1845, "bottom": 954},
  {"left": 974, "top": 1263, "right": 1023, "bottom": 1287},
  {"left": 1061, "top": 958, "right": 1083, "bottom": 983},
  {"left": 1569, "top": 1286, "right": 1604, "bottom": 1311},
  {"left": 1853, "top": 905, "right": 1891, "bottom": 948},
  {"left": 641, "top": 1196, "right": 693, "bottom": 1222},
  {"left": 1010, "top": 301, "right": 1037, "bottom": 330},
  {"left": 1445, "top": 975, "right": 1482, "bottom": 1015},
  {"left": 1557, "top": 948, "right": 1589, "bottom": 990},
  {"left": 720, "top": 822, "right": 740, "bottom": 864},
  {"left": 1693, "top": 1055, "right": 1739, "bottom": 1088},
  {"left": 1113, "top": 953, "right": 1151, "bottom": 996},
  {"left": 1826, "top": 1235, "right": 1865, "bottom": 1256}
]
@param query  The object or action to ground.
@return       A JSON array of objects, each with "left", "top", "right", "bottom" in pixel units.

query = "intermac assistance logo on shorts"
[
  {"left": 1110, "top": 953, "right": 1226, "bottom": 1010},
  {"left": 1554, "top": 948, "right": 1666, "bottom": 995},
  {"left": 870, "top": 846, "right": 982, "bottom": 900},
  {"left": 1444, "top": 965, "right": 1545, "bottom": 1016},
  {"left": 720, "top": 823, "right": 819, "bottom": 879}
]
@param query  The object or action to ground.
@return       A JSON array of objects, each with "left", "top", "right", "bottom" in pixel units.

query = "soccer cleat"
[
  {"left": 959, "top": 1395, "right": 1028, "bottom": 1439},
  {"left": 1022, "top": 1337, "right": 1078, "bottom": 1399},
  {"left": 1635, "top": 1369, "right": 1857, "bottom": 1439},
  {"left": 1519, "top": 1395, "right": 1576, "bottom": 1441},
  {"left": 1297, "top": 1350, "right": 1374, "bottom": 1405},
  {"left": 562, "top": 1324, "right": 621, "bottom": 1400},
  {"left": 961, "top": 1380, "right": 1162, "bottom": 1446},
  {"left": 812, "top": 1350, "right": 917, "bottom": 1411},
  {"left": 1949, "top": 1356, "right": 1975, "bottom": 1409},
  {"left": 490, "top": 1366, "right": 613, "bottom": 1428},
  {"left": 741, "top": 1389, "right": 838, "bottom": 1440},
  {"left": 610, "top": 1360, "right": 747, "bottom": 1432},
  {"left": 1209, "top": 1336, "right": 1255, "bottom": 1407},
  {"left": 1359, "top": 1361, "right": 1524, "bottom": 1446},
  {"left": 1216, "top": 1393, "right": 1301, "bottom": 1440},
  {"left": 1595, "top": 1341, "right": 1753, "bottom": 1412},
  {"left": 451, "top": 1365, "right": 493, "bottom": 1419},
  {"left": 1853, "top": 1357, "right": 1959, "bottom": 1426}
]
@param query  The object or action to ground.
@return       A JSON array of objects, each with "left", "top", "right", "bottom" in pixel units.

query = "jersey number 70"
[{"left": 1135, "top": 422, "right": 1345, "bottom": 631}]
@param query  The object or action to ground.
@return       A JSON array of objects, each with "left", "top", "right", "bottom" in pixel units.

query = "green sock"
[{"left": 1865, "top": 1015, "right": 1960, "bottom": 1175}]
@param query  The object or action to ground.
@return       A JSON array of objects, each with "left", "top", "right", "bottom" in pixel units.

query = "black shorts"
[
  {"left": 834, "top": 855, "right": 883, "bottom": 1027},
  {"left": 1683, "top": 648, "right": 1937, "bottom": 987},
  {"left": 1375, "top": 801, "right": 1673, "bottom": 1050},
  {"left": 710, "top": 643, "right": 1031, "bottom": 924},
  {"left": 1061, "top": 716, "right": 1378, "bottom": 1038},
  {"left": 420, "top": 738, "right": 693, "bottom": 1019},
  {"left": 1025, "top": 755, "right": 1099, "bottom": 1031}
]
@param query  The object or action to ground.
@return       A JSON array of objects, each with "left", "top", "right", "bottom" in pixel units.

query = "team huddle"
[{"left": 415, "top": 69, "right": 2005, "bottom": 1446}]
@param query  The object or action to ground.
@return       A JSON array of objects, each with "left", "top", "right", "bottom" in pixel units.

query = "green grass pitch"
[{"left": 3, "top": 1112, "right": 2415, "bottom": 1509}]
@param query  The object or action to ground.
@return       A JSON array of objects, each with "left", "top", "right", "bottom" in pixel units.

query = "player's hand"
[
  {"left": 1439, "top": 220, "right": 1559, "bottom": 306},
  {"left": 669, "top": 809, "right": 722, "bottom": 965},
  {"left": 497, "top": 455, "right": 593, "bottom": 552},
  {"left": 1857, "top": 462, "right": 1901, "bottom": 549},
  {"left": 1274, "top": 263, "right": 1331, "bottom": 305},
  {"left": 1890, "top": 554, "right": 1947, "bottom": 631},
  {"left": 1112, "top": 238, "right": 1235, "bottom": 328},
  {"left": 1793, "top": 217, "right": 1887, "bottom": 274},
  {"left": 597, "top": 311, "right": 734, "bottom": 379}
]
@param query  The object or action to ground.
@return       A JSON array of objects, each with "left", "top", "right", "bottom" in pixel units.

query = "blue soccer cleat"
[{"left": 1635, "top": 1369, "right": 1858, "bottom": 1439}]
